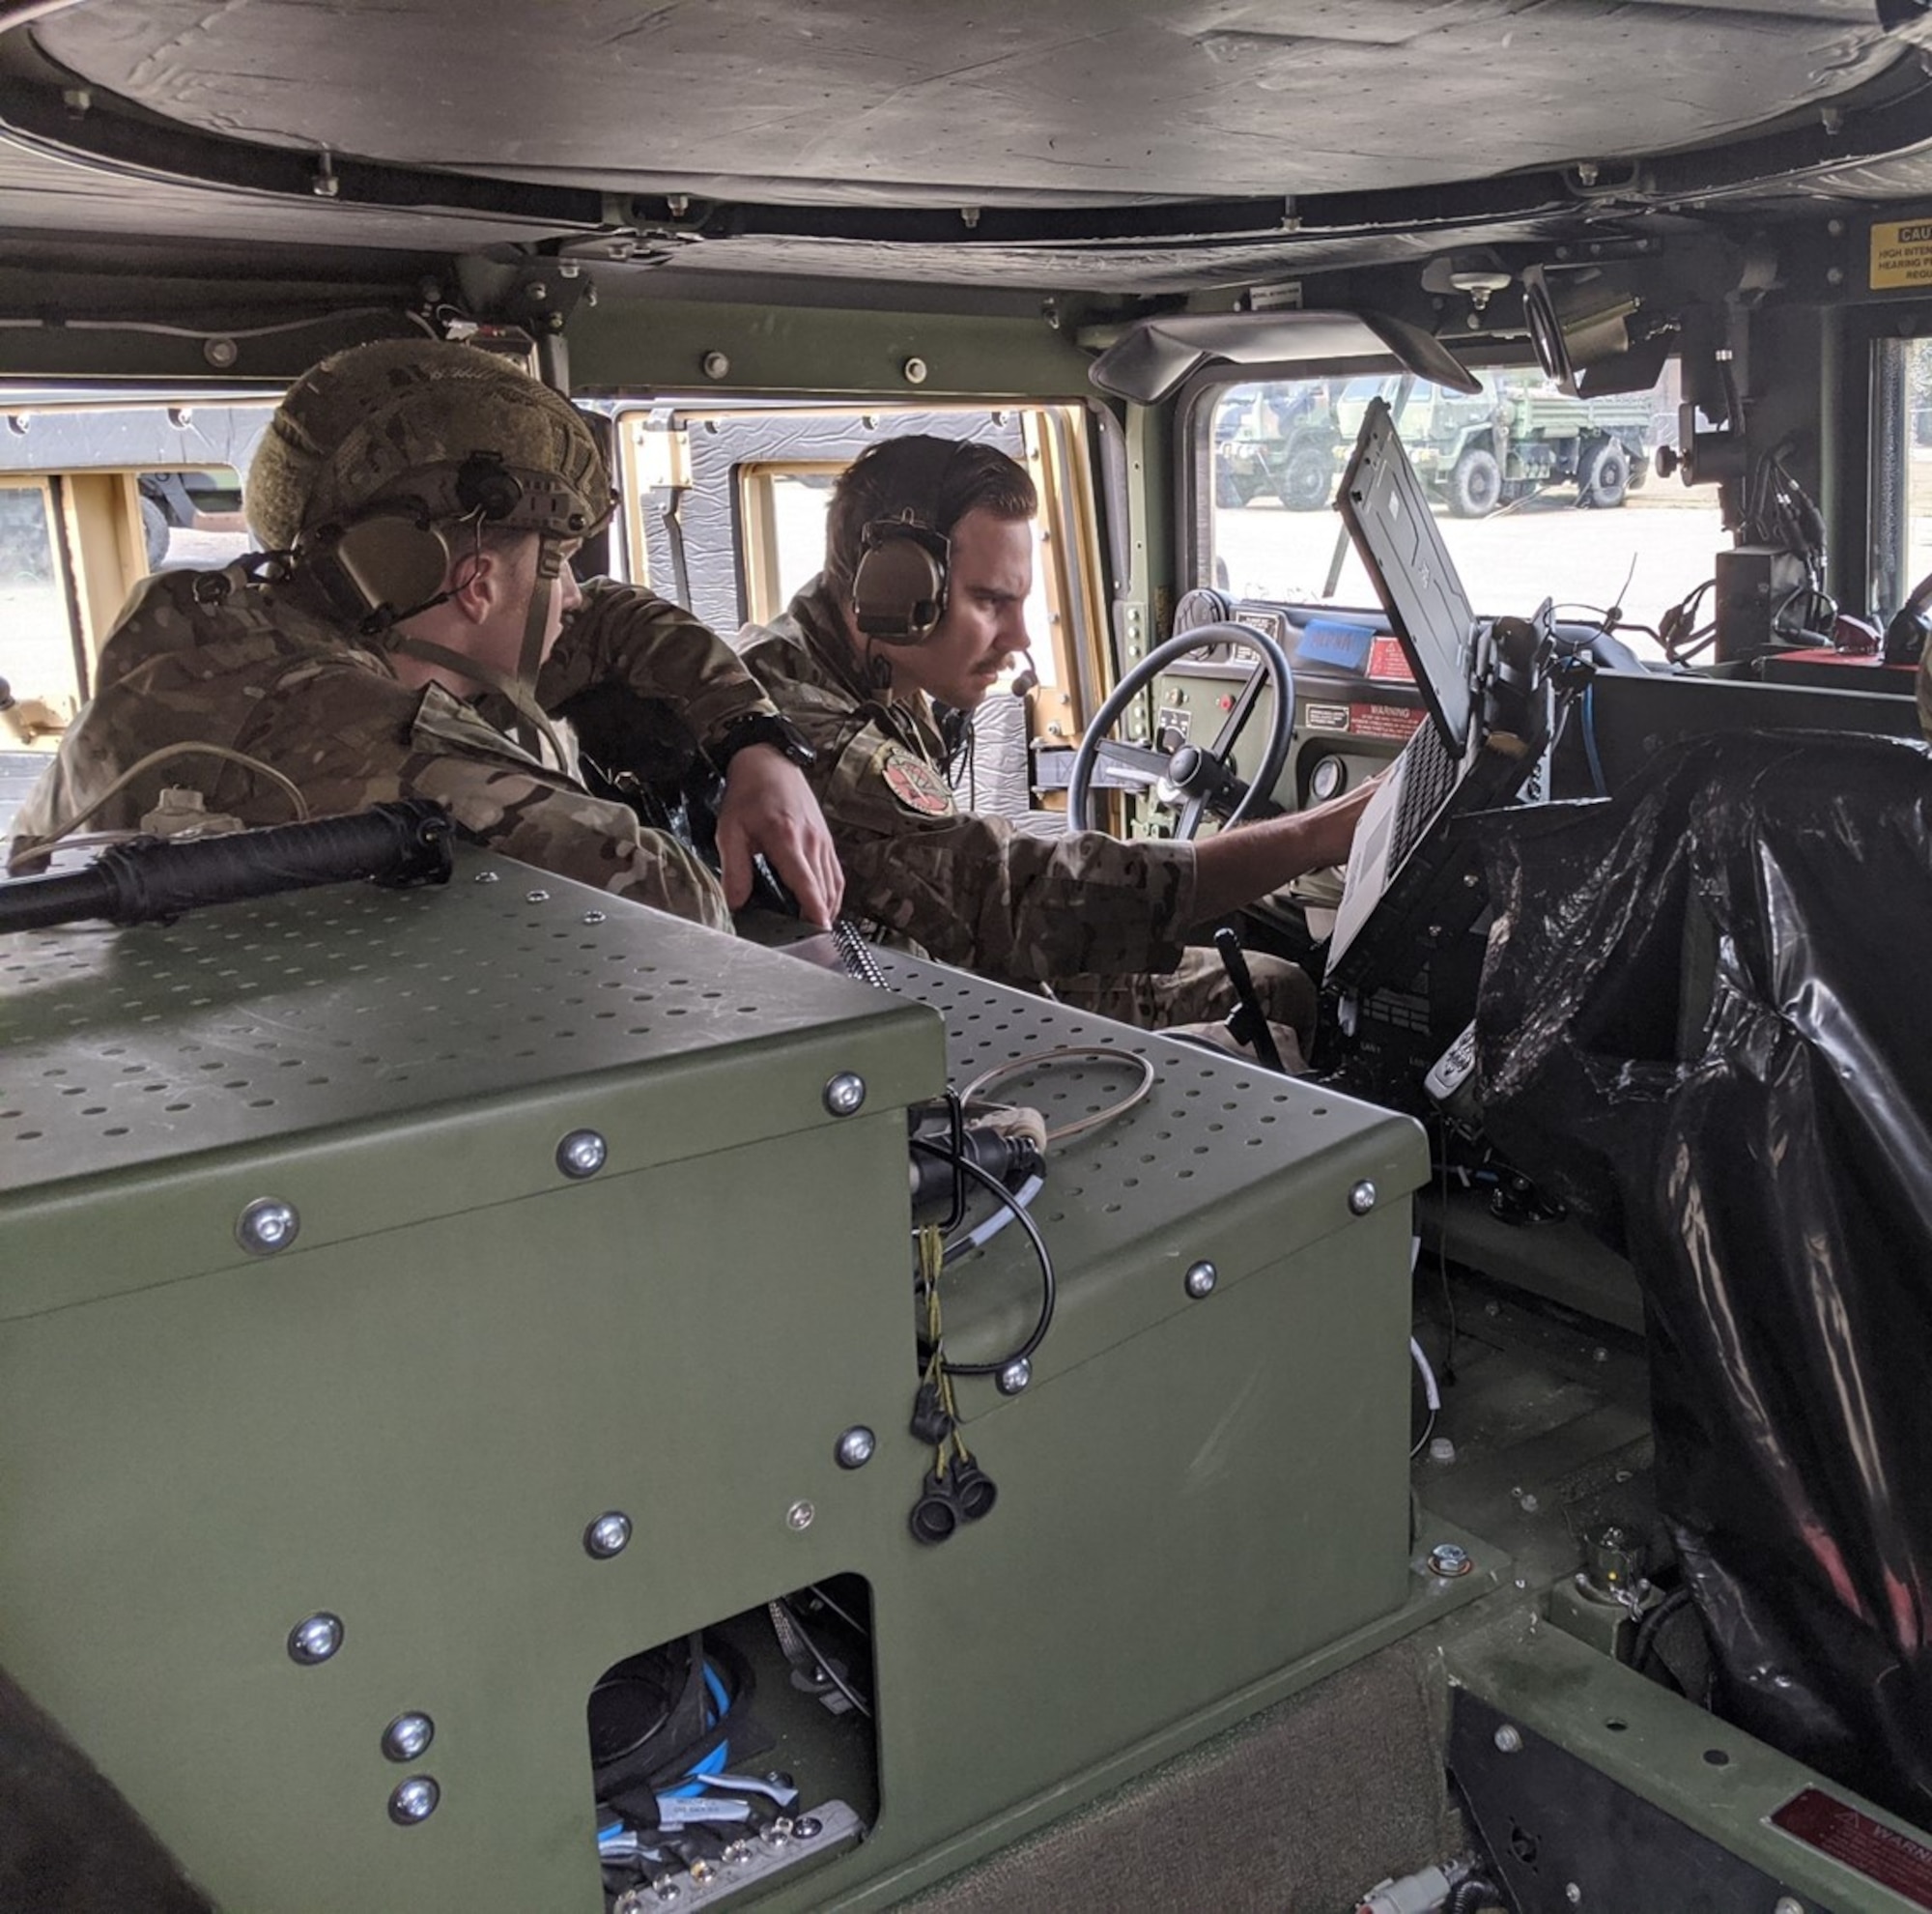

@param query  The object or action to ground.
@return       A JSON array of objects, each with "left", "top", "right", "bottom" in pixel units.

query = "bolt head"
[
  {"left": 1520, "top": 1492, "right": 1542, "bottom": 1515},
  {"left": 794, "top": 1814, "right": 823, "bottom": 1840},
  {"left": 556, "top": 1128, "right": 608, "bottom": 1180},
  {"left": 760, "top": 1816, "right": 795, "bottom": 1848},
  {"left": 822, "top": 1071, "right": 867, "bottom": 1117},
  {"left": 1774, "top": 1900, "right": 1806, "bottom": 1914},
  {"left": 834, "top": 1426, "right": 876, "bottom": 1470},
  {"left": 473, "top": 869, "right": 500, "bottom": 884},
  {"left": 1494, "top": 1723, "right": 1523, "bottom": 1754},
  {"left": 584, "top": 1511, "right": 632, "bottom": 1558},
  {"left": 526, "top": 888, "right": 550, "bottom": 902},
  {"left": 1184, "top": 1259, "right": 1217, "bottom": 1299},
  {"left": 786, "top": 1500, "right": 815, "bottom": 1532},
  {"left": 1428, "top": 1436, "right": 1457, "bottom": 1463},
  {"left": 1348, "top": 1180, "right": 1378, "bottom": 1215},
  {"left": 582, "top": 909, "right": 607, "bottom": 924},
  {"left": 902, "top": 357, "right": 929, "bottom": 385},
  {"left": 388, "top": 1776, "right": 440, "bottom": 1825},
  {"left": 203, "top": 336, "right": 240, "bottom": 370},
  {"left": 1592, "top": 1345, "right": 1610, "bottom": 1362},
  {"left": 997, "top": 1357, "right": 1032, "bottom": 1395},
  {"left": 702, "top": 351, "right": 731, "bottom": 381},
  {"left": 1428, "top": 1543, "right": 1473, "bottom": 1578},
  {"left": 1565, "top": 1886, "right": 1583, "bottom": 1905},
  {"left": 288, "top": 1612, "right": 344, "bottom": 1666},
  {"left": 237, "top": 1197, "right": 299, "bottom": 1256},
  {"left": 381, "top": 1713, "right": 436, "bottom": 1762}
]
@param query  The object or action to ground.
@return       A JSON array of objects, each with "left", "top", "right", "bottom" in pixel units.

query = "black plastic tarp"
[{"left": 1474, "top": 728, "right": 1932, "bottom": 1827}]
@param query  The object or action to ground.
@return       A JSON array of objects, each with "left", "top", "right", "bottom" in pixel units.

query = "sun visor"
[{"left": 1086, "top": 310, "right": 1480, "bottom": 404}]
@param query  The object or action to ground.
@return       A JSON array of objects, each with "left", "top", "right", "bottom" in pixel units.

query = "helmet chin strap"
[{"left": 515, "top": 532, "right": 568, "bottom": 752}]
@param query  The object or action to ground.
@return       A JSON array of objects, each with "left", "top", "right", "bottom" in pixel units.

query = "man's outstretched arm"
[{"left": 1186, "top": 780, "right": 1378, "bottom": 924}]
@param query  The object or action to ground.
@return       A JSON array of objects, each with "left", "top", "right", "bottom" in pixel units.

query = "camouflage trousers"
[{"left": 1046, "top": 945, "right": 1318, "bottom": 1071}]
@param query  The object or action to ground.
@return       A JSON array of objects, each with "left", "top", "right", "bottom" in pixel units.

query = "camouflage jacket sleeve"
[
  {"left": 539, "top": 578, "right": 775, "bottom": 750},
  {"left": 743, "top": 699, "right": 1187, "bottom": 986},
  {"left": 245, "top": 669, "right": 734, "bottom": 930}
]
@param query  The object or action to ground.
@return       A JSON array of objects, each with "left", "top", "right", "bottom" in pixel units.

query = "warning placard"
[{"left": 1869, "top": 217, "right": 1932, "bottom": 291}]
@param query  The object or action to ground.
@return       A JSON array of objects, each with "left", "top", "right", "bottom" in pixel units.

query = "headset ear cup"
[
  {"left": 315, "top": 515, "right": 455, "bottom": 629},
  {"left": 851, "top": 524, "right": 950, "bottom": 643}
]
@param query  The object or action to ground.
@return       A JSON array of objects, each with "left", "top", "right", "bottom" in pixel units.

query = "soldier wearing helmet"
[
  {"left": 726, "top": 434, "right": 1375, "bottom": 1066},
  {"left": 9, "top": 339, "right": 842, "bottom": 927}
]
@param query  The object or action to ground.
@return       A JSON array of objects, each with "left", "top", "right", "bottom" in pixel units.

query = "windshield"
[{"left": 1207, "top": 363, "right": 1723, "bottom": 662}]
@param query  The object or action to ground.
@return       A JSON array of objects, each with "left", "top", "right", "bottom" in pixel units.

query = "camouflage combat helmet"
[{"left": 246, "top": 338, "right": 611, "bottom": 554}]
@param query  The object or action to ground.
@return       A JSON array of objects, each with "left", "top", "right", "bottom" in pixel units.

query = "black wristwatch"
[{"left": 710, "top": 710, "right": 817, "bottom": 773}]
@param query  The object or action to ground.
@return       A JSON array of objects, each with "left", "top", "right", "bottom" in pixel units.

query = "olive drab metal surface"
[{"left": 0, "top": 850, "right": 1426, "bottom": 1910}]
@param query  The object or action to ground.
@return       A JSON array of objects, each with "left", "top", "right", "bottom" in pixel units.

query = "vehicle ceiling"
[{"left": 1, "top": 0, "right": 1930, "bottom": 368}]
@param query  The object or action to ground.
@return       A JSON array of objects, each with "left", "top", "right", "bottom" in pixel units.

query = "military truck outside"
[
  {"left": 1336, "top": 371, "right": 1660, "bottom": 516},
  {"left": 1213, "top": 383, "right": 1341, "bottom": 511}
]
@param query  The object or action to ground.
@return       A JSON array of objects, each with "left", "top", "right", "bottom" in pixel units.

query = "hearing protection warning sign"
[{"left": 1869, "top": 218, "right": 1932, "bottom": 290}]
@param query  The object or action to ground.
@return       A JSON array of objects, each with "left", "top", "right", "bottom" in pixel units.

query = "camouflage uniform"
[
  {"left": 733, "top": 578, "right": 1317, "bottom": 1045},
  {"left": 9, "top": 567, "right": 766, "bottom": 932}
]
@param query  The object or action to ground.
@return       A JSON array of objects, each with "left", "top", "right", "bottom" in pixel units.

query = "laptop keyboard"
[{"left": 1389, "top": 720, "right": 1459, "bottom": 869}]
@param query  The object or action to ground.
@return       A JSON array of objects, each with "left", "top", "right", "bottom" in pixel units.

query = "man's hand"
[
  {"left": 715, "top": 745, "right": 845, "bottom": 927},
  {"left": 1189, "top": 770, "right": 1386, "bottom": 922},
  {"left": 1293, "top": 771, "right": 1384, "bottom": 871}
]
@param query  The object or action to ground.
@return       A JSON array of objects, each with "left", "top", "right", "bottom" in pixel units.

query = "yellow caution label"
[{"left": 1869, "top": 218, "right": 1932, "bottom": 290}]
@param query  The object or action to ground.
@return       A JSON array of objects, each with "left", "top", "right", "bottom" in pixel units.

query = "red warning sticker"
[
  {"left": 1368, "top": 636, "right": 1414, "bottom": 682},
  {"left": 1771, "top": 1787, "right": 1932, "bottom": 1908},
  {"left": 1349, "top": 702, "right": 1426, "bottom": 742}
]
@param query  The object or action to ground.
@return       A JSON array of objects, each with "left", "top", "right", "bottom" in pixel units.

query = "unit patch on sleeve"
[{"left": 877, "top": 743, "right": 955, "bottom": 816}]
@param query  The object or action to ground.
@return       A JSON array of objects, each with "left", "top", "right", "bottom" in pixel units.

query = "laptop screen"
[{"left": 1337, "top": 398, "right": 1477, "bottom": 755}]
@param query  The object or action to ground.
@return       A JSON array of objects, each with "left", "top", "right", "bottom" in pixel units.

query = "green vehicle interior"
[{"left": 3, "top": 3, "right": 1932, "bottom": 1910}]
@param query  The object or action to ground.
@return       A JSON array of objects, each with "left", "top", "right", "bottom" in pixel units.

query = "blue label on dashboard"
[{"left": 1294, "top": 618, "right": 1378, "bottom": 673}]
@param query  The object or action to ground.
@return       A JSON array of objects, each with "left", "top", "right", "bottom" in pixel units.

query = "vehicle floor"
[
  {"left": 1410, "top": 1249, "right": 1654, "bottom": 1600},
  {"left": 906, "top": 1255, "right": 1654, "bottom": 1913}
]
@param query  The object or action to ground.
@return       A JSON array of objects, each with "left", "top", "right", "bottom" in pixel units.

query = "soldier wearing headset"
[
  {"left": 10, "top": 340, "right": 843, "bottom": 928},
  {"left": 727, "top": 435, "right": 1373, "bottom": 1065}
]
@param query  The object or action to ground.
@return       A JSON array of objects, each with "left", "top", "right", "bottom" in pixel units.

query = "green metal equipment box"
[{"left": 0, "top": 847, "right": 1427, "bottom": 1910}]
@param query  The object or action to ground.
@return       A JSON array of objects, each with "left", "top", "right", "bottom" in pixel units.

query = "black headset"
[
  {"left": 848, "top": 437, "right": 966, "bottom": 645},
  {"left": 302, "top": 451, "right": 527, "bottom": 635}
]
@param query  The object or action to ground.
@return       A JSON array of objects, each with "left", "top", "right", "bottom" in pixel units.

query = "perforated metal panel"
[
  {"left": 865, "top": 948, "right": 1429, "bottom": 1388},
  {"left": 0, "top": 856, "right": 924, "bottom": 1191},
  {"left": 0, "top": 848, "right": 941, "bottom": 1320}
]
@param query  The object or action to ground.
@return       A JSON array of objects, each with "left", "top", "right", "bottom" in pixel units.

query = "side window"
[
  {"left": 137, "top": 468, "right": 252, "bottom": 573},
  {"left": 0, "top": 479, "right": 77, "bottom": 738},
  {"left": 1909, "top": 335, "right": 1932, "bottom": 588},
  {"left": 1, "top": 399, "right": 274, "bottom": 743},
  {"left": 1205, "top": 363, "right": 1725, "bottom": 663},
  {"left": 614, "top": 403, "right": 1102, "bottom": 717}
]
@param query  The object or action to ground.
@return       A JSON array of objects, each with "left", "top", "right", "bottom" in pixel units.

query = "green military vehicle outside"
[
  {"left": 1337, "top": 372, "right": 1658, "bottom": 515},
  {"left": 1213, "top": 384, "right": 1343, "bottom": 512}
]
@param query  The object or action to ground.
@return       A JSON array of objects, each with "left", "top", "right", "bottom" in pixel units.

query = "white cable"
[
  {"left": 1409, "top": 1336, "right": 1441, "bottom": 1414},
  {"left": 1406, "top": 1231, "right": 1440, "bottom": 1412},
  {"left": 945, "top": 1172, "right": 1044, "bottom": 1258}
]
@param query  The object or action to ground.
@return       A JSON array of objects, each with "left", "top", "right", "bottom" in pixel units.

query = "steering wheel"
[{"left": 1065, "top": 620, "right": 1295, "bottom": 842}]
